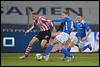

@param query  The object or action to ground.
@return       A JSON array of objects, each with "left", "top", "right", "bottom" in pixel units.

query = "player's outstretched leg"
[
  {"left": 42, "top": 44, "right": 53, "bottom": 61},
  {"left": 42, "top": 39, "right": 58, "bottom": 61},
  {"left": 19, "top": 45, "right": 33, "bottom": 59},
  {"left": 81, "top": 44, "right": 92, "bottom": 51},
  {"left": 19, "top": 37, "right": 38, "bottom": 59}
]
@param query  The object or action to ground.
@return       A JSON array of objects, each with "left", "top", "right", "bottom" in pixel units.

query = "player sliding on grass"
[
  {"left": 72, "top": 16, "right": 92, "bottom": 52},
  {"left": 42, "top": 10, "right": 74, "bottom": 62},
  {"left": 19, "top": 10, "right": 53, "bottom": 59}
]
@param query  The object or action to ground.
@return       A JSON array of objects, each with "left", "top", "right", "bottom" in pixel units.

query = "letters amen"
[{"left": 1, "top": 6, "right": 82, "bottom": 16}]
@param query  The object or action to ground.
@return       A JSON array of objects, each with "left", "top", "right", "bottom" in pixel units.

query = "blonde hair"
[
  {"left": 61, "top": 9, "right": 69, "bottom": 15},
  {"left": 32, "top": 10, "right": 37, "bottom": 15}
]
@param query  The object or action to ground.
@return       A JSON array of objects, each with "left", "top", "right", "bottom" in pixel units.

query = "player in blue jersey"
[
  {"left": 42, "top": 10, "right": 74, "bottom": 61},
  {"left": 72, "top": 16, "right": 92, "bottom": 52}
]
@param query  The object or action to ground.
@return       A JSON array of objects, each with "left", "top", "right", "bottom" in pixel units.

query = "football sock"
[
  {"left": 24, "top": 46, "right": 32, "bottom": 57},
  {"left": 60, "top": 48, "right": 72, "bottom": 58},
  {"left": 43, "top": 45, "right": 53, "bottom": 56}
]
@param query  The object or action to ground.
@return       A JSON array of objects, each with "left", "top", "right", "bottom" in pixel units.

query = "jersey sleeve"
[
  {"left": 39, "top": 16, "right": 47, "bottom": 22},
  {"left": 84, "top": 22, "right": 90, "bottom": 31},
  {"left": 52, "top": 17, "right": 66, "bottom": 22}
]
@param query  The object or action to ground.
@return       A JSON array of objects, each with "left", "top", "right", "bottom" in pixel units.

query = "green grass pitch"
[{"left": 1, "top": 53, "right": 99, "bottom": 66}]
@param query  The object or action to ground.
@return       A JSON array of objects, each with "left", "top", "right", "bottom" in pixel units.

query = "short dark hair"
[
  {"left": 77, "top": 15, "right": 83, "bottom": 17},
  {"left": 77, "top": 15, "right": 83, "bottom": 18}
]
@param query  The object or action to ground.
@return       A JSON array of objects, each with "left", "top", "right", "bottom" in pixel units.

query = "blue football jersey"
[
  {"left": 52, "top": 17, "right": 73, "bottom": 35},
  {"left": 74, "top": 20, "right": 90, "bottom": 38}
]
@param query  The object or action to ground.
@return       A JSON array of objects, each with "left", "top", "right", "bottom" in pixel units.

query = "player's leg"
[
  {"left": 51, "top": 43, "right": 61, "bottom": 53},
  {"left": 80, "top": 41, "right": 92, "bottom": 51},
  {"left": 40, "top": 30, "right": 51, "bottom": 48},
  {"left": 60, "top": 48, "right": 74, "bottom": 62},
  {"left": 66, "top": 48, "right": 74, "bottom": 62},
  {"left": 43, "top": 38, "right": 58, "bottom": 56},
  {"left": 41, "top": 39, "right": 48, "bottom": 48},
  {"left": 72, "top": 36, "right": 80, "bottom": 48},
  {"left": 42, "top": 38, "right": 58, "bottom": 61},
  {"left": 60, "top": 48, "right": 71, "bottom": 58},
  {"left": 19, "top": 36, "right": 38, "bottom": 59},
  {"left": 36, "top": 30, "right": 52, "bottom": 61},
  {"left": 77, "top": 36, "right": 92, "bottom": 52},
  {"left": 43, "top": 32, "right": 71, "bottom": 61},
  {"left": 60, "top": 37, "right": 74, "bottom": 61},
  {"left": 72, "top": 37, "right": 83, "bottom": 52},
  {"left": 40, "top": 39, "right": 50, "bottom": 61},
  {"left": 65, "top": 37, "right": 74, "bottom": 48}
]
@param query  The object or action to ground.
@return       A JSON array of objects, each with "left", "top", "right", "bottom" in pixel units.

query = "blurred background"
[{"left": 1, "top": 1, "right": 99, "bottom": 53}]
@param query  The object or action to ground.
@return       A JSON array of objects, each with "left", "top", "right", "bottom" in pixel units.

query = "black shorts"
[{"left": 35, "top": 30, "right": 51, "bottom": 43}]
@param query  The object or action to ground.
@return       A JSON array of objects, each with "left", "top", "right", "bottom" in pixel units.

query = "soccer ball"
[{"left": 35, "top": 53, "right": 42, "bottom": 61}]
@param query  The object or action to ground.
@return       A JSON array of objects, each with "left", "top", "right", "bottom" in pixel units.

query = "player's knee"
[
  {"left": 41, "top": 40, "right": 47, "bottom": 48},
  {"left": 29, "top": 37, "right": 38, "bottom": 45}
]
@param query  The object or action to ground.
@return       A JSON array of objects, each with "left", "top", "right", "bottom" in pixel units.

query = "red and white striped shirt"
[{"left": 31, "top": 16, "right": 53, "bottom": 31}]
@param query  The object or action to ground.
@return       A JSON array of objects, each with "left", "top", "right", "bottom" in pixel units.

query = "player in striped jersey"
[{"left": 19, "top": 10, "right": 53, "bottom": 59}]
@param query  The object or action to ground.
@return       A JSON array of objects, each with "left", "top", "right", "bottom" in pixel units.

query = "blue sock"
[
  {"left": 66, "top": 48, "right": 72, "bottom": 57},
  {"left": 82, "top": 45, "right": 89, "bottom": 50},
  {"left": 67, "top": 48, "right": 71, "bottom": 52},
  {"left": 60, "top": 48, "right": 72, "bottom": 58},
  {"left": 43, "top": 45, "right": 53, "bottom": 56}
]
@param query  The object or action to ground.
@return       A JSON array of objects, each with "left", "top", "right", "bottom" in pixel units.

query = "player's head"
[
  {"left": 32, "top": 10, "right": 38, "bottom": 20},
  {"left": 61, "top": 10, "right": 69, "bottom": 18},
  {"left": 75, "top": 15, "right": 83, "bottom": 22}
]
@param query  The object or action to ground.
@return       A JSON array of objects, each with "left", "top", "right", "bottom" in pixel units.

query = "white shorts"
[{"left": 55, "top": 32, "right": 69, "bottom": 45}]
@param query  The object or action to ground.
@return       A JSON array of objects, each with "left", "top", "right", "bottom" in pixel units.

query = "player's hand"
[{"left": 25, "top": 30, "right": 30, "bottom": 36}]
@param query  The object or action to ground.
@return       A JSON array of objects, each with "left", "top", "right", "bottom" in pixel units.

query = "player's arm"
[
  {"left": 86, "top": 29, "right": 92, "bottom": 38},
  {"left": 47, "top": 17, "right": 66, "bottom": 27},
  {"left": 82, "top": 23, "right": 92, "bottom": 40},
  {"left": 47, "top": 18, "right": 57, "bottom": 32},
  {"left": 26, "top": 25, "right": 34, "bottom": 33},
  {"left": 47, "top": 18, "right": 54, "bottom": 27},
  {"left": 52, "top": 18, "right": 66, "bottom": 23},
  {"left": 50, "top": 18, "right": 66, "bottom": 32},
  {"left": 25, "top": 21, "right": 35, "bottom": 34},
  {"left": 85, "top": 23, "right": 92, "bottom": 37},
  {"left": 82, "top": 29, "right": 92, "bottom": 41}
]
